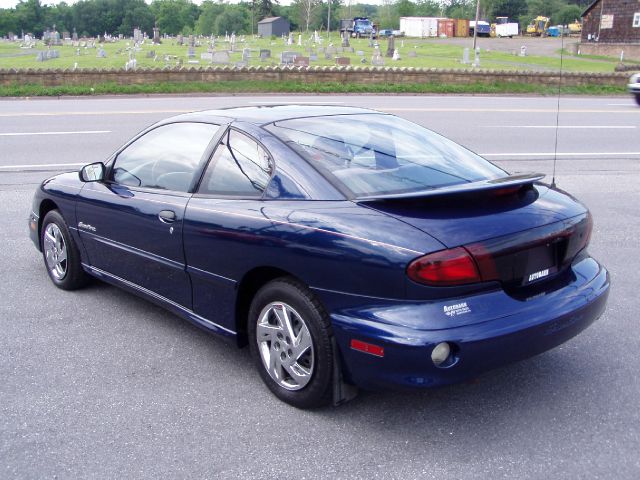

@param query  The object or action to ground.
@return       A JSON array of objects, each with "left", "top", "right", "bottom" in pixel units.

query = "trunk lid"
[{"left": 362, "top": 184, "right": 591, "bottom": 291}]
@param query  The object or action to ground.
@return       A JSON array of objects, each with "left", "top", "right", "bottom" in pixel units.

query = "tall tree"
[{"left": 258, "top": 0, "right": 274, "bottom": 20}]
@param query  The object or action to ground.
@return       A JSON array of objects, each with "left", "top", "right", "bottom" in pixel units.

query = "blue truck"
[{"left": 340, "top": 17, "right": 377, "bottom": 38}]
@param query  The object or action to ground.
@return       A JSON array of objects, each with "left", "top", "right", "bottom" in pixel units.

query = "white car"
[{"left": 629, "top": 73, "right": 640, "bottom": 106}]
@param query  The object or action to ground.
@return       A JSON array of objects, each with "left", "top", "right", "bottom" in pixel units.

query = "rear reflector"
[
  {"left": 407, "top": 247, "right": 481, "bottom": 286},
  {"left": 350, "top": 339, "right": 385, "bottom": 357}
]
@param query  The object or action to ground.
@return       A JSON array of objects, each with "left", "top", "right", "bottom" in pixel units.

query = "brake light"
[{"left": 407, "top": 247, "right": 481, "bottom": 286}]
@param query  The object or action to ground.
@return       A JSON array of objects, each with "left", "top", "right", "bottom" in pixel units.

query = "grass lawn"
[{"left": 0, "top": 33, "right": 625, "bottom": 73}]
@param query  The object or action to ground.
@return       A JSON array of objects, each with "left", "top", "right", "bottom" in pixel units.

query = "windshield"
[{"left": 266, "top": 114, "right": 506, "bottom": 198}]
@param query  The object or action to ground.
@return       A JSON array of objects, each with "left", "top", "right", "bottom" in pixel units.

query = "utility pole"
[
  {"left": 473, "top": 0, "right": 480, "bottom": 51},
  {"left": 327, "top": 0, "right": 331, "bottom": 38}
]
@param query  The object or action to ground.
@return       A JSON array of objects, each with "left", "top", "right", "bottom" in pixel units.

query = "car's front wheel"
[
  {"left": 248, "top": 278, "right": 334, "bottom": 408},
  {"left": 41, "top": 210, "right": 89, "bottom": 290},
  {"left": 635, "top": 94, "right": 640, "bottom": 106}
]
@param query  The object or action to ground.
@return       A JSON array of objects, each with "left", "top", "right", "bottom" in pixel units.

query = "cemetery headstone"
[
  {"left": 386, "top": 35, "right": 395, "bottom": 58},
  {"left": 335, "top": 56, "right": 351, "bottom": 66}
]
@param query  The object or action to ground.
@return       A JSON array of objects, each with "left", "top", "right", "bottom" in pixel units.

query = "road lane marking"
[
  {"left": 481, "top": 152, "right": 640, "bottom": 157},
  {"left": 382, "top": 108, "right": 640, "bottom": 114},
  {"left": 0, "top": 163, "right": 85, "bottom": 170},
  {"left": 0, "top": 109, "right": 191, "bottom": 118},
  {"left": 0, "top": 130, "right": 111, "bottom": 136},
  {"left": 481, "top": 125, "right": 636, "bottom": 129}
]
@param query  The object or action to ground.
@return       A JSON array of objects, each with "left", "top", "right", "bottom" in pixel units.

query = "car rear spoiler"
[{"left": 354, "top": 172, "right": 546, "bottom": 202}]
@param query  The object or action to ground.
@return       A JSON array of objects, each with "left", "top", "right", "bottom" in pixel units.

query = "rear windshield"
[{"left": 266, "top": 114, "right": 505, "bottom": 198}]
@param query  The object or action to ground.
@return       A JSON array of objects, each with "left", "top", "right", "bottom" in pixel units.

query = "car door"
[
  {"left": 183, "top": 128, "right": 274, "bottom": 328},
  {"left": 77, "top": 122, "right": 221, "bottom": 308}
]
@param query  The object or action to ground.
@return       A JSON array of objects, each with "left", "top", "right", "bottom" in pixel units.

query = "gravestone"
[
  {"left": 309, "top": 53, "right": 318, "bottom": 62},
  {"left": 235, "top": 61, "right": 248, "bottom": 68},
  {"left": 259, "top": 49, "right": 271, "bottom": 59},
  {"left": 133, "top": 28, "right": 142, "bottom": 43},
  {"left": 201, "top": 52, "right": 213, "bottom": 62},
  {"left": 153, "top": 26, "right": 161, "bottom": 44},
  {"left": 345, "top": 47, "right": 354, "bottom": 53},
  {"left": 326, "top": 46, "right": 336, "bottom": 55},
  {"left": 386, "top": 35, "right": 395, "bottom": 58},
  {"left": 72, "top": 28, "right": 78, "bottom": 41},
  {"left": 146, "top": 50, "right": 155, "bottom": 58},
  {"left": 392, "top": 49, "right": 400, "bottom": 61},
  {"left": 341, "top": 31, "right": 350, "bottom": 47},
  {"left": 462, "top": 48, "right": 469, "bottom": 64},
  {"left": 280, "top": 51, "right": 300, "bottom": 65},
  {"left": 408, "top": 50, "right": 417, "bottom": 58},
  {"left": 242, "top": 48, "right": 251, "bottom": 62},
  {"left": 371, "top": 52, "right": 384, "bottom": 66},
  {"left": 294, "top": 56, "right": 309, "bottom": 67},
  {"left": 177, "top": 34, "right": 184, "bottom": 45},
  {"left": 212, "top": 51, "right": 230, "bottom": 64},
  {"left": 356, "top": 50, "right": 364, "bottom": 56},
  {"left": 335, "top": 56, "right": 350, "bottom": 66},
  {"left": 96, "top": 48, "right": 106, "bottom": 58},
  {"left": 187, "top": 46, "right": 195, "bottom": 58}
]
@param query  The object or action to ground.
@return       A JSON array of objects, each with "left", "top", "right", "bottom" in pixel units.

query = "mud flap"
[{"left": 332, "top": 337, "right": 358, "bottom": 406}]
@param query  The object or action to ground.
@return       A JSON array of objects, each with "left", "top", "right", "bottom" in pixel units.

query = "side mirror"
[{"left": 79, "top": 162, "right": 105, "bottom": 182}]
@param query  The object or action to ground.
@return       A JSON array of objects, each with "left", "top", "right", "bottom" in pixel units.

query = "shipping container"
[
  {"left": 438, "top": 19, "right": 455, "bottom": 38},
  {"left": 399, "top": 17, "right": 444, "bottom": 37},
  {"left": 453, "top": 18, "right": 469, "bottom": 37}
]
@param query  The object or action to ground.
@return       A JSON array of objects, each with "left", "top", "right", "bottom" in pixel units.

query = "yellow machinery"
[
  {"left": 568, "top": 20, "right": 582, "bottom": 35},
  {"left": 526, "top": 16, "right": 550, "bottom": 36}
]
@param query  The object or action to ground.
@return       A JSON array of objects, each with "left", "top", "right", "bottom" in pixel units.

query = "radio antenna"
[{"left": 551, "top": 30, "right": 565, "bottom": 189}]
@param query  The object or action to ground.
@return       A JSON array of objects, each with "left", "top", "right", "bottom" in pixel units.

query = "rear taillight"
[{"left": 407, "top": 247, "right": 481, "bottom": 286}]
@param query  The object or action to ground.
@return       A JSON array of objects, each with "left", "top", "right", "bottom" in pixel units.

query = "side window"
[
  {"left": 198, "top": 130, "right": 272, "bottom": 196},
  {"left": 111, "top": 122, "right": 219, "bottom": 192}
]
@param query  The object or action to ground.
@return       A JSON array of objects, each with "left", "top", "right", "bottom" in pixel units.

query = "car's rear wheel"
[
  {"left": 41, "top": 210, "right": 89, "bottom": 290},
  {"left": 635, "top": 94, "right": 640, "bottom": 106},
  {"left": 248, "top": 278, "right": 333, "bottom": 408}
]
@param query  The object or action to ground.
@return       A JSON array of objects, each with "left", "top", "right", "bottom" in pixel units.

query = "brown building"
[{"left": 581, "top": 0, "right": 640, "bottom": 43}]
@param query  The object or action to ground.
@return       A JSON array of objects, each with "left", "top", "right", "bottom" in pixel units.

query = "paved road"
[{"left": 1, "top": 95, "right": 639, "bottom": 479}]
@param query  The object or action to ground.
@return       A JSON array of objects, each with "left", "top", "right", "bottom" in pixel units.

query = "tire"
[
  {"left": 248, "top": 277, "right": 334, "bottom": 409},
  {"left": 635, "top": 94, "right": 640, "bottom": 106},
  {"left": 41, "top": 210, "right": 89, "bottom": 290}
]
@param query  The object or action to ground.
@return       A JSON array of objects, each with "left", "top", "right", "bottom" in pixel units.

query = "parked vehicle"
[
  {"left": 30, "top": 106, "right": 610, "bottom": 408},
  {"left": 469, "top": 20, "right": 491, "bottom": 37},
  {"left": 526, "top": 16, "right": 550, "bottom": 36},
  {"left": 493, "top": 16, "right": 518, "bottom": 37},
  {"left": 629, "top": 73, "right": 640, "bottom": 105},
  {"left": 339, "top": 17, "right": 376, "bottom": 38}
]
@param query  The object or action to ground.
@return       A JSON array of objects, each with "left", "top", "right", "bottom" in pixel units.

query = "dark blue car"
[{"left": 29, "top": 106, "right": 609, "bottom": 408}]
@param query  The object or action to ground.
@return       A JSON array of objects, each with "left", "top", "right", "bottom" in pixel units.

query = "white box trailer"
[
  {"left": 495, "top": 22, "right": 519, "bottom": 37},
  {"left": 400, "top": 17, "right": 444, "bottom": 38}
]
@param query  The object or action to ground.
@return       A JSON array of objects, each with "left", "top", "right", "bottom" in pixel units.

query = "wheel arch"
[
  {"left": 234, "top": 266, "right": 305, "bottom": 347},
  {"left": 38, "top": 199, "right": 60, "bottom": 248}
]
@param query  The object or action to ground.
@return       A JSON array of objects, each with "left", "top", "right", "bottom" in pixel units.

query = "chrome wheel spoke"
[{"left": 293, "top": 325, "right": 312, "bottom": 360}]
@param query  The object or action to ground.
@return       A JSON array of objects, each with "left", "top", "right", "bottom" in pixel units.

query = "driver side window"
[{"left": 112, "top": 122, "right": 219, "bottom": 192}]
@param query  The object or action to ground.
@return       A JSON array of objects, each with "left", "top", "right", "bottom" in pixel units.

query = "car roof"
[{"left": 171, "top": 105, "right": 384, "bottom": 126}]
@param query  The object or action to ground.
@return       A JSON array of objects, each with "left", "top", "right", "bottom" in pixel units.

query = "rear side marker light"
[
  {"left": 407, "top": 247, "right": 481, "bottom": 286},
  {"left": 351, "top": 339, "right": 384, "bottom": 357}
]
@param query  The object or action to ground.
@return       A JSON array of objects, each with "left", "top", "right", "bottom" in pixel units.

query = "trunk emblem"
[{"left": 528, "top": 268, "right": 550, "bottom": 283}]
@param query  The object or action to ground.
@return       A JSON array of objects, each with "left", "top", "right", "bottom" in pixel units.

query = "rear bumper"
[{"left": 328, "top": 256, "right": 609, "bottom": 390}]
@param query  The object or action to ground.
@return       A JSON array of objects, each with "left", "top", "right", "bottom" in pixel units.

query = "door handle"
[{"left": 158, "top": 210, "right": 177, "bottom": 223}]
